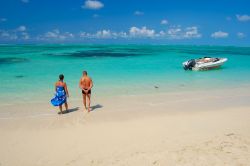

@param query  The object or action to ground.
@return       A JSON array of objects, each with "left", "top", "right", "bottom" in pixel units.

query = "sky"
[{"left": 0, "top": 0, "right": 250, "bottom": 45}]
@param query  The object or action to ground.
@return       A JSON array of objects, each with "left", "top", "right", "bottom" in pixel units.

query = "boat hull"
[{"left": 183, "top": 58, "right": 228, "bottom": 71}]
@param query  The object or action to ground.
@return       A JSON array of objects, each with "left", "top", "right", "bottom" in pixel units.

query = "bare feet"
[{"left": 88, "top": 107, "right": 91, "bottom": 113}]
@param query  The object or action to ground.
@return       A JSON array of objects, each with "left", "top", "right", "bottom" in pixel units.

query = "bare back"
[
  {"left": 55, "top": 81, "right": 66, "bottom": 87},
  {"left": 80, "top": 76, "right": 92, "bottom": 89}
]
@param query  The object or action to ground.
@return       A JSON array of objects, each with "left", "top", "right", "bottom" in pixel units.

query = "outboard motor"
[{"left": 183, "top": 59, "right": 196, "bottom": 70}]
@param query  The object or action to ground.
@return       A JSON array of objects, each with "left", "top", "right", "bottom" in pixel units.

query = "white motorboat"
[{"left": 183, "top": 57, "right": 228, "bottom": 70}]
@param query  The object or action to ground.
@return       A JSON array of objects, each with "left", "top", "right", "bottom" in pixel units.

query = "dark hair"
[
  {"left": 59, "top": 74, "right": 64, "bottom": 80},
  {"left": 83, "top": 71, "right": 87, "bottom": 75}
]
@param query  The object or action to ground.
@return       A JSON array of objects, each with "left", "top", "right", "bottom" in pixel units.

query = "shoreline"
[
  {"left": 2, "top": 81, "right": 249, "bottom": 105},
  {"left": 0, "top": 84, "right": 249, "bottom": 119}
]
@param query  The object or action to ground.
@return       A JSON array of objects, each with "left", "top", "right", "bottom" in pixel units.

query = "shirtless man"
[{"left": 79, "top": 71, "right": 93, "bottom": 112}]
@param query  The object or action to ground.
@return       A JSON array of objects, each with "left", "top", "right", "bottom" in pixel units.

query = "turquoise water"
[{"left": 0, "top": 45, "right": 250, "bottom": 105}]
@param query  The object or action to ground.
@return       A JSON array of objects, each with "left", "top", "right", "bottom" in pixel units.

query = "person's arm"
[
  {"left": 87, "top": 78, "right": 93, "bottom": 91},
  {"left": 55, "top": 82, "right": 57, "bottom": 92},
  {"left": 79, "top": 78, "right": 83, "bottom": 89},
  {"left": 64, "top": 83, "right": 69, "bottom": 97}
]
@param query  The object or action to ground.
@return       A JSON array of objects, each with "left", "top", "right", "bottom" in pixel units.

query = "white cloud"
[
  {"left": 39, "top": 29, "right": 74, "bottom": 40},
  {"left": 79, "top": 32, "right": 92, "bottom": 38},
  {"left": 79, "top": 30, "right": 128, "bottom": 39},
  {"left": 82, "top": 0, "right": 104, "bottom": 10},
  {"left": 0, "top": 26, "right": 30, "bottom": 41},
  {"left": 184, "top": 26, "right": 201, "bottom": 38},
  {"left": 17, "top": 25, "right": 27, "bottom": 32},
  {"left": 211, "top": 31, "right": 229, "bottom": 38},
  {"left": 161, "top": 19, "right": 168, "bottom": 25},
  {"left": 134, "top": 11, "right": 144, "bottom": 16},
  {"left": 167, "top": 27, "right": 182, "bottom": 39},
  {"left": 237, "top": 32, "right": 246, "bottom": 38},
  {"left": 0, "top": 30, "right": 18, "bottom": 40},
  {"left": 45, "top": 31, "right": 58, "bottom": 38},
  {"left": 0, "top": 18, "right": 7, "bottom": 22},
  {"left": 66, "top": 32, "right": 74, "bottom": 38},
  {"left": 165, "top": 26, "right": 201, "bottom": 39},
  {"left": 96, "top": 30, "right": 112, "bottom": 38},
  {"left": 236, "top": 14, "right": 250, "bottom": 22},
  {"left": 1, "top": 24, "right": 203, "bottom": 41},
  {"left": 159, "top": 30, "right": 166, "bottom": 35},
  {"left": 115, "top": 31, "right": 128, "bottom": 38},
  {"left": 75, "top": 26, "right": 202, "bottom": 40},
  {"left": 129, "top": 26, "right": 155, "bottom": 37},
  {"left": 21, "top": 32, "right": 30, "bottom": 40},
  {"left": 21, "top": 0, "right": 29, "bottom": 3}
]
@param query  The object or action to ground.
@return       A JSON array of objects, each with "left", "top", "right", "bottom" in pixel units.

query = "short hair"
[
  {"left": 83, "top": 71, "right": 87, "bottom": 75},
  {"left": 59, "top": 74, "right": 64, "bottom": 80}
]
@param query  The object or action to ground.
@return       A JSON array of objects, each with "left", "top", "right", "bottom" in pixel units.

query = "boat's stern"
[{"left": 183, "top": 59, "right": 196, "bottom": 70}]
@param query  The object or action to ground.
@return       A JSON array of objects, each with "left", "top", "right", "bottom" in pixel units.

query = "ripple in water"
[{"left": 0, "top": 57, "right": 29, "bottom": 65}]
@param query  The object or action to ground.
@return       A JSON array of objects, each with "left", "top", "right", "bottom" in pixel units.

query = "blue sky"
[{"left": 0, "top": 0, "right": 250, "bottom": 45}]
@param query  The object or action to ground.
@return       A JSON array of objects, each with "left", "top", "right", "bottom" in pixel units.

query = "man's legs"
[
  {"left": 86, "top": 94, "right": 91, "bottom": 112},
  {"left": 82, "top": 94, "right": 87, "bottom": 110}
]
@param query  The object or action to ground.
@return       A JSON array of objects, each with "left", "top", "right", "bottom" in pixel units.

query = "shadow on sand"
[
  {"left": 90, "top": 104, "right": 103, "bottom": 112},
  {"left": 58, "top": 107, "right": 80, "bottom": 115},
  {"left": 57, "top": 105, "right": 103, "bottom": 114}
]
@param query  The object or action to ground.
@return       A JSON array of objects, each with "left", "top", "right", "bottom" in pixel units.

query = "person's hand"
[{"left": 83, "top": 89, "right": 88, "bottom": 94}]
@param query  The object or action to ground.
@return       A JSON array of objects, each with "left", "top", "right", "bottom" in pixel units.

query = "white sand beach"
[{"left": 0, "top": 87, "right": 250, "bottom": 166}]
